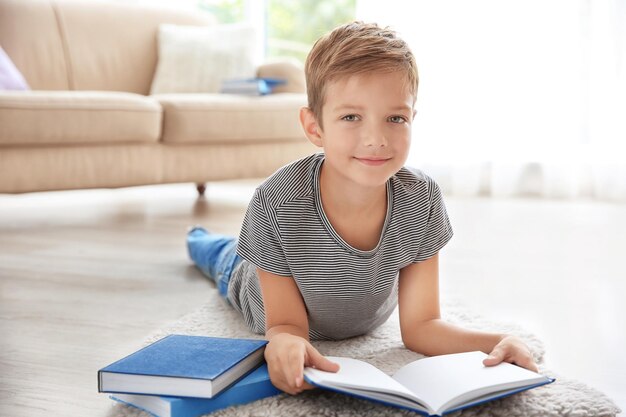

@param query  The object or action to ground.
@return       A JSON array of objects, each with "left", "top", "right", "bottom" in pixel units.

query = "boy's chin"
[{"left": 351, "top": 171, "right": 396, "bottom": 188}]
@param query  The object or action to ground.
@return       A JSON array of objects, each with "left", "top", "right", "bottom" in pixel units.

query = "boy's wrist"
[
  {"left": 266, "top": 324, "right": 309, "bottom": 342},
  {"left": 482, "top": 333, "right": 508, "bottom": 354}
]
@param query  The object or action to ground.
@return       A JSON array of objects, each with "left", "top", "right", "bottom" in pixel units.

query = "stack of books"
[{"left": 98, "top": 334, "right": 281, "bottom": 417}]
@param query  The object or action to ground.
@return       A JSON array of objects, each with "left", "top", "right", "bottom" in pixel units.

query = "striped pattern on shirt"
[{"left": 229, "top": 153, "right": 453, "bottom": 341}]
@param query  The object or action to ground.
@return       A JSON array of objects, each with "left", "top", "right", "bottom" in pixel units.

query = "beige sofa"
[{"left": 0, "top": 0, "right": 315, "bottom": 194}]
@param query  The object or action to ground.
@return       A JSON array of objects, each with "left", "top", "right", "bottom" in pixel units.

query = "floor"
[{"left": 0, "top": 181, "right": 624, "bottom": 416}]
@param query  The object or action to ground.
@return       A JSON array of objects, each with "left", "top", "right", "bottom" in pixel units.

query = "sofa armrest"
[{"left": 256, "top": 59, "right": 306, "bottom": 94}]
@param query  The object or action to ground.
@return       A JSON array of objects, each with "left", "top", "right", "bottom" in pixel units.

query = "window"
[
  {"left": 197, "top": 0, "right": 245, "bottom": 23},
  {"left": 197, "top": 0, "right": 356, "bottom": 62},
  {"left": 266, "top": 0, "right": 356, "bottom": 62}
]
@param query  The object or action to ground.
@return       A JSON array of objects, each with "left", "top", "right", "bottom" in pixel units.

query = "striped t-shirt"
[{"left": 228, "top": 153, "right": 453, "bottom": 341}]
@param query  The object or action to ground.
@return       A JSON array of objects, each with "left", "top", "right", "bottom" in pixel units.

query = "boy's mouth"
[{"left": 354, "top": 156, "right": 392, "bottom": 166}]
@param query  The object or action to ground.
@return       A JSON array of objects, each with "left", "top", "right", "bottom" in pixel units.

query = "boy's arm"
[
  {"left": 257, "top": 268, "right": 339, "bottom": 394},
  {"left": 398, "top": 254, "right": 537, "bottom": 371},
  {"left": 257, "top": 267, "right": 309, "bottom": 340}
]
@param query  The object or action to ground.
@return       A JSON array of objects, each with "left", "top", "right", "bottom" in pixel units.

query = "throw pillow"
[
  {"left": 150, "top": 23, "right": 257, "bottom": 94},
  {"left": 0, "top": 47, "right": 29, "bottom": 90}
]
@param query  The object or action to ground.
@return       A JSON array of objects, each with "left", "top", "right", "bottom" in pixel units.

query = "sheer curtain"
[{"left": 357, "top": 0, "right": 626, "bottom": 201}]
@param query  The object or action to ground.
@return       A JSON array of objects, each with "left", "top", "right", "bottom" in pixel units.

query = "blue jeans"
[{"left": 186, "top": 227, "right": 242, "bottom": 300}]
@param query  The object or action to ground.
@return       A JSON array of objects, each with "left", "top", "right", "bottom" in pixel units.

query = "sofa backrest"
[{"left": 0, "top": 0, "right": 212, "bottom": 94}]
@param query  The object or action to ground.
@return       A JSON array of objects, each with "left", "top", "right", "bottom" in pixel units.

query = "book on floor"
[
  {"left": 304, "top": 351, "right": 555, "bottom": 417},
  {"left": 111, "top": 364, "right": 280, "bottom": 417},
  {"left": 98, "top": 334, "right": 267, "bottom": 399}
]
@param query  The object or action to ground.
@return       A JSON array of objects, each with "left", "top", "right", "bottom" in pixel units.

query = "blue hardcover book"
[
  {"left": 98, "top": 335, "right": 267, "bottom": 399},
  {"left": 304, "top": 351, "right": 555, "bottom": 417},
  {"left": 220, "top": 77, "right": 286, "bottom": 95},
  {"left": 111, "top": 364, "right": 281, "bottom": 417}
]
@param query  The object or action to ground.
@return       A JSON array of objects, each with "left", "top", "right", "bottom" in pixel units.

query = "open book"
[{"left": 304, "top": 351, "right": 554, "bottom": 417}]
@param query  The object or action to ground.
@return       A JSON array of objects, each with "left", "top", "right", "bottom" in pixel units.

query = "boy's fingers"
[
  {"left": 300, "top": 381, "right": 316, "bottom": 390},
  {"left": 268, "top": 365, "right": 294, "bottom": 395},
  {"left": 484, "top": 349, "right": 539, "bottom": 372},
  {"left": 515, "top": 354, "right": 539, "bottom": 372},
  {"left": 483, "top": 347, "right": 505, "bottom": 366},
  {"left": 290, "top": 346, "right": 306, "bottom": 388},
  {"left": 305, "top": 344, "right": 340, "bottom": 373}
]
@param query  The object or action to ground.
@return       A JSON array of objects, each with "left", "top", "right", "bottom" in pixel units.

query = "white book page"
[
  {"left": 392, "top": 351, "right": 549, "bottom": 414},
  {"left": 304, "top": 357, "right": 429, "bottom": 411}
]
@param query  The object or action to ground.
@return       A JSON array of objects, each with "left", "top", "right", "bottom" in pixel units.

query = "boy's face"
[{"left": 302, "top": 71, "right": 415, "bottom": 189}]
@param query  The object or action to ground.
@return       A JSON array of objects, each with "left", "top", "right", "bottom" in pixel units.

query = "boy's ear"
[{"left": 299, "top": 107, "right": 323, "bottom": 147}]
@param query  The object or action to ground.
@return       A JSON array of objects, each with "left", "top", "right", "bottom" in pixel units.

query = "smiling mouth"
[{"left": 354, "top": 157, "right": 391, "bottom": 166}]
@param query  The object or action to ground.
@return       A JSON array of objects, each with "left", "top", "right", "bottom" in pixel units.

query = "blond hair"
[{"left": 304, "top": 21, "right": 418, "bottom": 129}]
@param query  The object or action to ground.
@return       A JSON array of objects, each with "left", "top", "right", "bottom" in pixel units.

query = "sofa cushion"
[
  {"left": 150, "top": 23, "right": 257, "bottom": 95},
  {"left": 0, "top": 0, "right": 213, "bottom": 93},
  {"left": 0, "top": 0, "right": 70, "bottom": 90},
  {"left": 0, "top": 91, "right": 161, "bottom": 146},
  {"left": 56, "top": 1, "right": 214, "bottom": 94},
  {"left": 155, "top": 93, "right": 307, "bottom": 144}
]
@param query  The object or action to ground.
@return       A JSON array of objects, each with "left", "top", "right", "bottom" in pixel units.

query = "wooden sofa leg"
[{"left": 196, "top": 183, "right": 206, "bottom": 196}]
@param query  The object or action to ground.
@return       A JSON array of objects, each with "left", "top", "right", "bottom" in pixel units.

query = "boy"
[{"left": 188, "top": 21, "right": 537, "bottom": 396}]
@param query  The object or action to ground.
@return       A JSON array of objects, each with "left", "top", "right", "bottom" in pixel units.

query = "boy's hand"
[
  {"left": 483, "top": 335, "right": 538, "bottom": 372},
  {"left": 265, "top": 333, "right": 340, "bottom": 395}
]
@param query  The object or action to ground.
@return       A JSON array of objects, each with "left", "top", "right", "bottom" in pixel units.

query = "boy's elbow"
[
  {"left": 402, "top": 336, "right": 421, "bottom": 354},
  {"left": 402, "top": 337, "right": 414, "bottom": 351},
  {"left": 403, "top": 337, "right": 439, "bottom": 357},
  {"left": 401, "top": 331, "right": 422, "bottom": 354},
  {"left": 401, "top": 320, "right": 441, "bottom": 356}
]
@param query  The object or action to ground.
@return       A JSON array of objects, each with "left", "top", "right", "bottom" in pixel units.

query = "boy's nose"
[
  {"left": 362, "top": 123, "right": 388, "bottom": 147},
  {"left": 363, "top": 131, "right": 388, "bottom": 147}
]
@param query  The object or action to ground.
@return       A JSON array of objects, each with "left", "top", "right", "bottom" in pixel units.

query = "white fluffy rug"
[{"left": 107, "top": 290, "right": 620, "bottom": 417}]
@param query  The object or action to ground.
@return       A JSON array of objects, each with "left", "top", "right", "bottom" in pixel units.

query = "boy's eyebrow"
[
  {"left": 333, "top": 104, "right": 413, "bottom": 112},
  {"left": 332, "top": 105, "right": 365, "bottom": 112}
]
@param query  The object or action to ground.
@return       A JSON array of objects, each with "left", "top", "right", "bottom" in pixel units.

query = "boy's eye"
[
  {"left": 389, "top": 115, "right": 407, "bottom": 124},
  {"left": 341, "top": 114, "right": 360, "bottom": 122}
]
